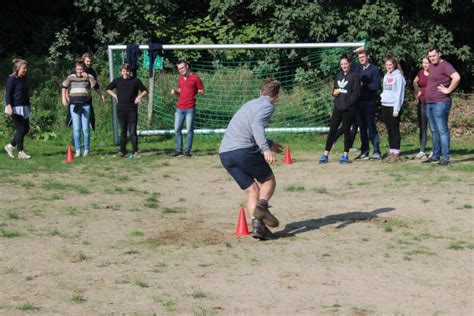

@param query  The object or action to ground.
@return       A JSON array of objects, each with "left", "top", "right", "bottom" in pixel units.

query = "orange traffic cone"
[
  {"left": 234, "top": 207, "right": 250, "bottom": 236},
  {"left": 65, "top": 145, "right": 74, "bottom": 163},
  {"left": 283, "top": 145, "right": 293, "bottom": 164}
]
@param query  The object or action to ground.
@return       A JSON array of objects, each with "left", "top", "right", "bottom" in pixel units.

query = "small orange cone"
[
  {"left": 234, "top": 207, "right": 250, "bottom": 236},
  {"left": 65, "top": 145, "right": 74, "bottom": 163},
  {"left": 283, "top": 145, "right": 293, "bottom": 164}
]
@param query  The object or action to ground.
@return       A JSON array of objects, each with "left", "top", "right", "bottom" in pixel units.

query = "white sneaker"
[
  {"left": 75, "top": 150, "right": 81, "bottom": 158},
  {"left": 18, "top": 151, "right": 31, "bottom": 159},
  {"left": 370, "top": 152, "right": 382, "bottom": 160},
  {"left": 83, "top": 150, "right": 89, "bottom": 157},
  {"left": 415, "top": 151, "right": 427, "bottom": 159},
  {"left": 349, "top": 147, "right": 359, "bottom": 152},
  {"left": 4, "top": 144, "right": 15, "bottom": 158}
]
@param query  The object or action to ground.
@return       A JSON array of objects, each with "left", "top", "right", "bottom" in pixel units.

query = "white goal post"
[{"left": 107, "top": 42, "right": 365, "bottom": 143}]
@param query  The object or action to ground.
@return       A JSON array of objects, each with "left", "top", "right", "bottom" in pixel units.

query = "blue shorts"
[{"left": 219, "top": 146, "right": 273, "bottom": 190}]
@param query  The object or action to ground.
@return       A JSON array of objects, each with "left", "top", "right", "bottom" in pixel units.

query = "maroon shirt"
[
  {"left": 416, "top": 69, "right": 428, "bottom": 102},
  {"left": 177, "top": 73, "right": 204, "bottom": 110},
  {"left": 425, "top": 60, "right": 457, "bottom": 103}
]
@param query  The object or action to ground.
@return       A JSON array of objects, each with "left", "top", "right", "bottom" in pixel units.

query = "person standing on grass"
[
  {"left": 412, "top": 55, "right": 431, "bottom": 159},
  {"left": 319, "top": 53, "right": 360, "bottom": 164},
  {"left": 219, "top": 78, "right": 283, "bottom": 241},
  {"left": 62, "top": 60, "right": 96, "bottom": 157},
  {"left": 106, "top": 64, "right": 148, "bottom": 157},
  {"left": 4, "top": 59, "right": 32, "bottom": 159},
  {"left": 71, "top": 53, "right": 105, "bottom": 103},
  {"left": 380, "top": 56, "right": 406, "bottom": 163},
  {"left": 170, "top": 60, "right": 204, "bottom": 157},
  {"left": 353, "top": 48, "right": 382, "bottom": 161},
  {"left": 423, "top": 45, "right": 461, "bottom": 166}
]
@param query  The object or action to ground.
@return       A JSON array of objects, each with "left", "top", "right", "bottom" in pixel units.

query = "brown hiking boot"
[
  {"left": 254, "top": 199, "right": 279, "bottom": 228},
  {"left": 384, "top": 153, "right": 400, "bottom": 163},
  {"left": 251, "top": 219, "right": 276, "bottom": 241}
]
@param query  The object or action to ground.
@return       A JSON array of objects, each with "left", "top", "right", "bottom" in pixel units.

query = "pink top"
[
  {"left": 426, "top": 60, "right": 457, "bottom": 103},
  {"left": 416, "top": 69, "right": 428, "bottom": 102}
]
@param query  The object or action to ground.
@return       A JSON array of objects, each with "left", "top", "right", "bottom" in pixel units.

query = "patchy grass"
[
  {"left": 70, "top": 294, "right": 86, "bottom": 303},
  {"left": 7, "top": 211, "right": 19, "bottom": 220},
  {"left": 72, "top": 251, "right": 88, "bottom": 262},
  {"left": 194, "top": 306, "right": 218, "bottom": 316},
  {"left": 17, "top": 302, "right": 40, "bottom": 311},
  {"left": 312, "top": 186, "right": 328, "bottom": 194},
  {"left": 144, "top": 193, "right": 160, "bottom": 209},
  {"left": 0, "top": 228, "right": 21, "bottom": 238},
  {"left": 152, "top": 294, "right": 177, "bottom": 312},
  {"left": 447, "top": 240, "right": 474, "bottom": 250},
  {"left": 284, "top": 184, "right": 305, "bottom": 192},
  {"left": 162, "top": 207, "right": 187, "bottom": 214},
  {"left": 129, "top": 230, "right": 145, "bottom": 237},
  {"left": 191, "top": 290, "right": 208, "bottom": 299},
  {"left": 134, "top": 280, "right": 150, "bottom": 288}
]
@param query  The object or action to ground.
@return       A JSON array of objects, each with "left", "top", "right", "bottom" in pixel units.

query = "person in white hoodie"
[{"left": 380, "top": 56, "right": 406, "bottom": 162}]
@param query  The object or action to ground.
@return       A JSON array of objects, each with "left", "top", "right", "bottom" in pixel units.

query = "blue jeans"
[
  {"left": 357, "top": 101, "right": 380, "bottom": 155},
  {"left": 174, "top": 108, "right": 195, "bottom": 152},
  {"left": 426, "top": 101, "right": 451, "bottom": 160},
  {"left": 70, "top": 104, "right": 91, "bottom": 151}
]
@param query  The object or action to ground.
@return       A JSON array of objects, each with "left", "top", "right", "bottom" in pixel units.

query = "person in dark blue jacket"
[
  {"left": 4, "top": 59, "right": 32, "bottom": 159},
  {"left": 353, "top": 48, "right": 382, "bottom": 160},
  {"left": 319, "top": 54, "right": 361, "bottom": 164}
]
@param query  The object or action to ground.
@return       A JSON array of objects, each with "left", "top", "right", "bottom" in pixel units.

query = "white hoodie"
[{"left": 380, "top": 69, "right": 406, "bottom": 114}]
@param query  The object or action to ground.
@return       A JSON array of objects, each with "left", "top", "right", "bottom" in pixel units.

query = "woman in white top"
[{"left": 380, "top": 55, "right": 406, "bottom": 162}]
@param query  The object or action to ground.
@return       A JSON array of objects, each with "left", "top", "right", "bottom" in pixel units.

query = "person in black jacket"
[
  {"left": 4, "top": 59, "right": 32, "bottom": 159},
  {"left": 319, "top": 54, "right": 361, "bottom": 164}
]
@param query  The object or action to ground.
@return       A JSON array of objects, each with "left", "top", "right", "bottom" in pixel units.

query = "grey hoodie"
[{"left": 380, "top": 69, "right": 406, "bottom": 113}]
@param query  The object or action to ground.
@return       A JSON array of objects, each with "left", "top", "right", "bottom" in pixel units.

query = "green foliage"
[{"left": 0, "top": 0, "right": 472, "bottom": 137}]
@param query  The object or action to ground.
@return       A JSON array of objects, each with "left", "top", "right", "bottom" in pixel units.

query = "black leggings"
[
  {"left": 334, "top": 120, "right": 358, "bottom": 148},
  {"left": 325, "top": 108, "right": 356, "bottom": 153},
  {"left": 382, "top": 106, "right": 401, "bottom": 150},
  {"left": 417, "top": 101, "right": 428, "bottom": 152},
  {"left": 117, "top": 109, "right": 138, "bottom": 153},
  {"left": 10, "top": 114, "right": 30, "bottom": 151}
]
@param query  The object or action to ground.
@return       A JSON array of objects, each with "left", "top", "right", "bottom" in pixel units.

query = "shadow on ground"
[{"left": 277, "top": 207, "right": 395, "bottom": 238}]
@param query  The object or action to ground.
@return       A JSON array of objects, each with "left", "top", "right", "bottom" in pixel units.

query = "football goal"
[{"left": 107, "top": 42, "right": 365, "bottom": 143}]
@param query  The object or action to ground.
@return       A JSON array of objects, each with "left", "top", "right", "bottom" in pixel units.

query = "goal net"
[{"left": 107, "top": 43, "right": 364, "bottom": 141}]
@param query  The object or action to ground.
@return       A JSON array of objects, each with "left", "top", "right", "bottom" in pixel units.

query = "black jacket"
[{"left": 333, "top": 71, "right": 360, "bottom": 111}]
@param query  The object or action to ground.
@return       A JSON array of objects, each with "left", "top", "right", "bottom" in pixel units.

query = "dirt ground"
[{"left": 0, "top": 150, "right": 473, "bottom": 315}]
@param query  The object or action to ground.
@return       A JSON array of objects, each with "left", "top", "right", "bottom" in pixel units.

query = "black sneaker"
[
  {"left": 254, "top": 199, "right": 279, "bottom": 228},
  {"left": 184, "top": 151, "right": 192, "bottom": 157},
  {"left": 422, "top": 157, "right": 440, "bottom": 164},
  {"left": 251, "top": 219, "right": 276, "bottom": 241},
  {"left": 354, "top": 153, "right": 370, "bottom": 161},
  {"left": 173, "top": 151, "right": 184, "bottom": 157},
  {"left": 438, "top": 159, "right": 449, "bottom": 166}
]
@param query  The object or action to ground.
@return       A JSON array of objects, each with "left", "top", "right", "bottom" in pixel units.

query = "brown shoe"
[
  {"left": 251, "top": 219, "right": 276, "bottom": 241},
  {"left": 254, "top": 199, "right": 279, "bottom": 227},
  {"left": 384, "top": 153, "right": 400, "bottom": 163}
]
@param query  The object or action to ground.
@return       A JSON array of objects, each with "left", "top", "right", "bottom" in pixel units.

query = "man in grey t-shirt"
[{"left": 219, "top": 78, "right": 283, "bottom": 241}]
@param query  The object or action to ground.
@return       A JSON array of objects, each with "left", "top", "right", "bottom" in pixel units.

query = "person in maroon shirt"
[
  {"left": 412, "top": 55, "right": 430, "bottom": 159},
  {"left": 423, "top": 46, "right": 461, "bottom": 166},
  {"left": 170, "top": 60, "right": 204, "bottom": 157}
]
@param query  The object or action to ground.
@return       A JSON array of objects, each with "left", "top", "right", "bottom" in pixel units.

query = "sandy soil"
[{"left": 0, "top": 150, "right": 473, "bottom": 315}]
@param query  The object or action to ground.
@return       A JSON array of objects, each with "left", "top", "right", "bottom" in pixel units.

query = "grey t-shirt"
[{"left": 219, "top": 96, "right": 274, "bottom": 154}]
